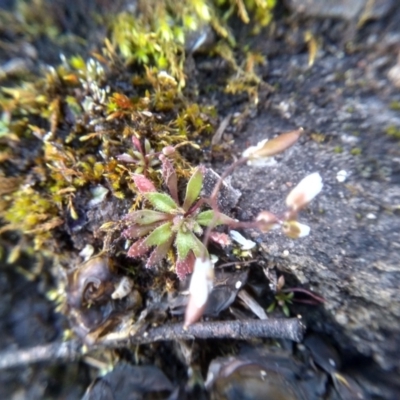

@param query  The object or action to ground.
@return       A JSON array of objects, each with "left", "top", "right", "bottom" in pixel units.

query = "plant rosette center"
[{"left": 123, "top": 164, "right": 233, "bottom": 279}]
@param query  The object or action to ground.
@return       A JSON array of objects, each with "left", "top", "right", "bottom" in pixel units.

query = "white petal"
[
  {"left": 296, "top": 222, "right": 311, "bottom": 237},
  {"left": 230, "top": 230, "right": 256, "bottom": 250},
  {"left": 188, "top": 258, "right": 214, "bottom": 308},
  {"left": 286, "top": 172, "right": 323, "bottom": 210}
]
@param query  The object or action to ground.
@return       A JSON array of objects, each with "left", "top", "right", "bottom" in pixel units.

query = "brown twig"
[
  {"left": 127, "top": 318, "right": 305, "bottom": 345},
  {"left": 0, "top": 340, "right": 81, "bottom": 370},
  {"left": 0, "top": 318, "right": 305, "bottom": 370}
]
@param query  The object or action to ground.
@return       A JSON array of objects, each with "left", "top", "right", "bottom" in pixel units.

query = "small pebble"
[{"left": 336, "top": 170, "right": 348, "bottom": 183}]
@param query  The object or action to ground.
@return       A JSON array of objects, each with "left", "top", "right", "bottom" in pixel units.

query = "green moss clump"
[
  {"left": 385, "top": 125, "right": 400, "bottom": 139},
  {"left": 389, "top": 101, "right": 400, "bottom": 111},
  {"left": 350, "top": 147, "right": 362, "bottom": 156}
]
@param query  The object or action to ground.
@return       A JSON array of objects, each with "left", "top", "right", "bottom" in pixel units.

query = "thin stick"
[
  {"left": 0, "top": 340, "right": 81, "bottom": 370},
  {"left": 202, "top": 157, "right": 248, "bottom": 251},
  {"left": 0, "top": 318, "right": 305, "bottom": 370},
  {"left": 108, "top": 318, "right": 306, "bottom": 346}
]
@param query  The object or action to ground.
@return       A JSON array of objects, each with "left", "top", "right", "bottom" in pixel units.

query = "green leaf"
[
  {"left": 266, "top": 302, "right": 276, "bottom": 313},
  {"left": 183, "top": 167, "right": 203, "bottom": 211},
  {"left": 175, "top": 229, "right": 207, "bottom": 260},
  {"left": 144, "top": 222, "right": 173, "bottom": 247},
  {"left": 145, "top": 192, "right": 179, "bottom": 213},
  {"left": 282, "top": 304, "right": 290, "bottom": 317},
  {"left": 196, "top": 210, "right": 235, "bottom": 226},
  {"left": 125, "top": 210, "right": 169, "bottom": 225},
  {"left": 175, "top": 229, "right": 196, "bottom": 260}
]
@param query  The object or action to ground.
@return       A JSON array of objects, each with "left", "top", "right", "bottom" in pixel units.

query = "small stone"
[
  {"left": 336, "top": 170, "right": 348, "bottom": 183},
  {"left": 335, "top": 312, "right": 349, "bottom": 325}
]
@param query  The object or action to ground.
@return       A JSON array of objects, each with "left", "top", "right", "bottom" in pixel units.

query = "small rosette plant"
[{"left": 123, "top": 156, "right": 234, "bottom": 279}]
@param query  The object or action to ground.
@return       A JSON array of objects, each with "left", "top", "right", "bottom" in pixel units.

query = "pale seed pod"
[
  {"left": 286, "top": 172, "right": 323, "bottom": 211},
  {"left": 242, "top": 128, "right": 303, "bottom": 161}
]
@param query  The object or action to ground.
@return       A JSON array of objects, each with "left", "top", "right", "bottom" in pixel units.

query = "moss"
[
  {"left": 350, "top": 147, "right": 362, "bottom": 156},
  {"left": 385, "top": 125, "right": 400, "bottom": 140},
  {"left": 334, "top": 146, "right": 343, "bottom": 153},
  {"left": 389, "top": 101, "right": 400, "bottom": 111},
  {"left": 0, "top": 0, "right": 277, "bottom": 259}
]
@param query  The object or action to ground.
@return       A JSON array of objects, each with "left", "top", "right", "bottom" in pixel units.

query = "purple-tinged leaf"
[
  {"left": 209, "top": 232, "right": 231, "bottom": 247},
  {"left": 176, "top": 251, "right": 196, "bottom": 280},
  {"left": 124, "top": 210, "right": 170, "bottom": 225},
  {"left": 162, "top": 145, "right": 175, "bottom": 156},
  {"left": 127, "top": 238, "right": 149, "bottom": 258},
  {"left": 144, "top": 222, "right": 173, "bottom": 247},
  {"left": 145, "top": 192, "right": 179, "bottom": 213},
  {"left": 160, "top": 154, "right": 179, "bottom": 204},
  {"left": 122, "top": 223, "right": 160, "bottom": 239},
  {"left": 146, "top": 236, "right": 174, "bottom": 268},
  {"left": 116, "top": 153, "right": 135, "bottom": 163},
  {"left": 183, "top": 166, "right": 204, "bottom": 211},
  {"left": 131, "top": 136, "right": 143, "bottom": 153},
  {"left": 132, "top": 173, "right": 157, "bottom": 193}
]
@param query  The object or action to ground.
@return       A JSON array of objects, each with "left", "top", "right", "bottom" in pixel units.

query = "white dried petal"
[
  {"left": 184, "top": 258, "right": 214, "bottom": 327},
  {"left": 230, "top": 230, "right": 256, "bottom": 250},
  {"left": 286, "top": 172, "right": 323, "bottom": 211},
  {"left": 188, "top": 258, "right": 214, "bottom": 308}
]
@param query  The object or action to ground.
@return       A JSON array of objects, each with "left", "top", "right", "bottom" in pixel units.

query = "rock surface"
[{"left": 229, "top": 20, "right": 400, "bottom": 369}]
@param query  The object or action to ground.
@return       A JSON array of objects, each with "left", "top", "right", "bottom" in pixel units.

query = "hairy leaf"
[
  {"left": 144, "top": 222, "right": 173, "bottom": 247},
  {"left": 183, "top": 166, "right": 204, "bottom": 211},
  {"left": 124, "top": 210, "right": 170, "bottom": 225},
  {"left": 175, "top": 229, "right": 207, "bottom": 260},
  {"left": 196, "top": 210, "right": 235, "bottom": 226},
  {"left": 146, "top": 236, "right": 174, "bottom": 268},
  {"left": 175, "top": 229, "right": 197, "bottom": 260},
  {"left": 176, "top": 251, "right": 196, "bottom": 280},
  {"left": 145, "top": 192, "right": 179, "bottom": 213},
  {"left": 127, "top": 238, "right": 149, "bottom": 258},
  {"left": 123, "top": 223, "right": 160, "bottom": 239},
  {"left": 132, "top": 173, "right": 156, "bottom": 193},
  {"left": 160, "top": 154, "right": 178, "bottom": 204}
]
